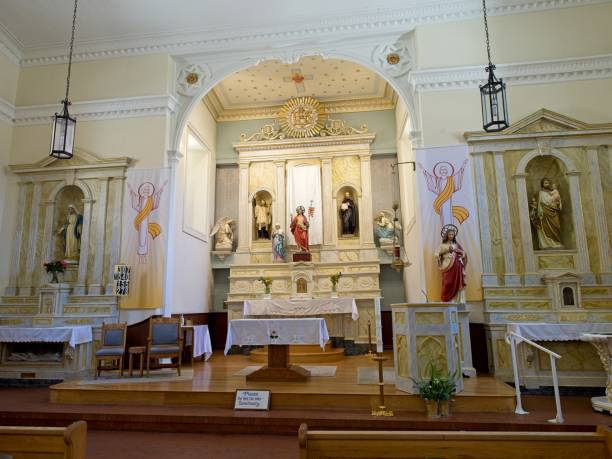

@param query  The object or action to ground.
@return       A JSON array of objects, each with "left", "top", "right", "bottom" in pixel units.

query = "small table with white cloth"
[
  {"left": 182, "top": 325, "right": 213, "bottom": 364},
  {"left": 225, "top": 318, "right": 330, "bottom": 382}
]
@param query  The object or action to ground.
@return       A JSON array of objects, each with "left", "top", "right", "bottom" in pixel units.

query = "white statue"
[
  {"left": 210, "top": 217, "right": 235, "bottom": 250},
  {"left": 254, "top": 199, "right": 271, "bottom": 239},
  {"left": 374, "top": 210, "right": 398, "bottom": 245},
  {"left": 57, "top": 204, "right": 83, "bottom": 260}
]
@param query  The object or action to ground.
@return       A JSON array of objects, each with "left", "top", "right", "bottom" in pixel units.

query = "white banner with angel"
[
  {"left": 416, "top": 146, "right": 482, "bottom": 302},
  {"left": 120, "top": 168, "right": 170, "bottom": 309}
]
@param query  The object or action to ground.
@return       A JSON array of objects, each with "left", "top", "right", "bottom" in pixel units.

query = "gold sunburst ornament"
[{"left": 278, "top": 97, "right": 327, "bottom": 138}]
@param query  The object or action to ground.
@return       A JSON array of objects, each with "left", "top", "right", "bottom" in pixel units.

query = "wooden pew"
[
  {"left": 298, "top": 423, "right": 612, "bottom": 459},
  {"left": 0, "top": 421, "right": 86, "bottom": 459}
]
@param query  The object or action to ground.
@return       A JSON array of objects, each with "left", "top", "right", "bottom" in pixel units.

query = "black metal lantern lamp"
[
  {"left": 479, "top": 0, "right": 509, "bottom": 132},
  {"left": 50, "top": 0, "right": 79, "bottom": 159}
]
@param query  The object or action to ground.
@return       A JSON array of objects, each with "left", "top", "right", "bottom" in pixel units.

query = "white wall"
[{"left": 170, "top": 100, "right": 217, "bottom": 314}]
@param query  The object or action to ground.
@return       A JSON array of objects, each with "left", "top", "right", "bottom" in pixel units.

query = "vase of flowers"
[
  {"left": 44, "top": 260, "right": 67, "bottom": 284},
  {"left": 412, "top": 360, "right": 458, "bottom": 418},
  {"left": 330, "top": 272, "right": 342, "bottom": 298},
  {"left": 258, "top": 276, "right": 273, "bottom": 298}
]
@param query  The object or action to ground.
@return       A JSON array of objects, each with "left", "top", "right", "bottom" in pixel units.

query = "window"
[{"left": 183, "top": 130, "right": 211, "bottom": 241}]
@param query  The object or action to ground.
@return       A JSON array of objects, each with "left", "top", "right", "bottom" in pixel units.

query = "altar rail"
[
  {"left": 298, "top": 424, "right": 612, "bottom": 459},
  {"left": 0, "top": 420, "right": 86, "bottom": 459}
]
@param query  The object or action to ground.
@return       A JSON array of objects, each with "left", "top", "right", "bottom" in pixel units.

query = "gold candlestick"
[
  {"left": 371, "top": 352, "right": 394, "bottom": 417},
  {"left": 367, "top": 319, "right": 373, "bottom": 356}
]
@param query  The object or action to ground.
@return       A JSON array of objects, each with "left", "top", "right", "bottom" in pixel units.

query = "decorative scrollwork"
[
  {"left": 321, "top": 119, "right": 368, "bottom": 136},
  {"left": 240, "top": 121, "right": 286, "bottom": 142}
]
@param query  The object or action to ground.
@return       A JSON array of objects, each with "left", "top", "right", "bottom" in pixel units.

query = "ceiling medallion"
[
  {"left": 278, "top": 97, "right": 327, "bottom": 138},
  {"left": 386, "top": 53, "right": 400, "bottom": 65}
]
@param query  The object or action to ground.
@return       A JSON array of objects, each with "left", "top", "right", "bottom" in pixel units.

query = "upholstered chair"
[
  {"left": 95, "top": 322, "right": 127, "bottom": 378},
  {"left": 146, "top": 317, "right": 183, "bottom": 376}
]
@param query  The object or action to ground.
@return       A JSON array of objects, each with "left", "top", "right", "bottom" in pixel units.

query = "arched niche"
[
  {"left": 336, "top": 185, "right": 359, "bottom": 239},
  {"left": 525, "top": 155, "right": 575, "bottom": 250},
  {"left": 251, "top": 189, "right": 273, "bottom": 241},
  {"left": 53, "top": 185, "right": 85, "bottom": 262}
]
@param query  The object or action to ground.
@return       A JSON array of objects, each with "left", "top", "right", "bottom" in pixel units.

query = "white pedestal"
[
  {"left": 581, "top": 333, "right": 612, "bottom": 413},
  {"left": 39, "top": 283, "right": 72, "bottom": 315},
  {"left": 391, "top": 302, "right": 464, "bottom": 394}
]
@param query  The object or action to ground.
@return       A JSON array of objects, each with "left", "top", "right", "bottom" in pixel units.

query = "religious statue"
[
  {"left": 374, "top": 211, "right": 396, "bottom": 244},
  {"left": 340, "top": 191, "right": 357, "bottom": 235},
  {"left": 434, "top": 224, "right": 467, "bottom": 302},
  {"left": 290, "top": 205, "right": 309, "bottom": 252},
  {"left": 272, "top": 223, "right": 285, "bottom": 262},
  {"left": 530, "top": 177, "right": 563, "bottom": 249},
  {"left": 210, "top": 216, "right": 235, "bottom": 250},
  {"left": 57, "top": 204, "right": 83, "bottom": 260},
  {"left": 254, "top": 199, "right": 271, "bottom": 239},
  {"left": 128, "top": 180, "right": 167, "bottom": 263}
]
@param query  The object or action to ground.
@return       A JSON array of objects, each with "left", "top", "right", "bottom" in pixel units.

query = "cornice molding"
[
  {"left": 411, "top": 54, "right": 612, "bottom": 92},
  {"left": 6, "top": 0, "right": 606, "bottom": 67},
  {"left": 0, "top": 97, "right": 16, "bottom": 124},
  {"left": 0, "top": 23, "right": 22, "bottom": 66},
  {"left": 9, "top": 95, "right": 178, "bottom": 126}
]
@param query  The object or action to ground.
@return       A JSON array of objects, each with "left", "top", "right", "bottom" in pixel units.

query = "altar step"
[{"left": 249, "top": 344, "right": 346, "bottom": 364}]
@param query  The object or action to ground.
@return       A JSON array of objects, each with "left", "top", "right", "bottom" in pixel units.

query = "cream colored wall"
[
  {"left": 171, "top": 100, "right": 217, "bottom": 313},
  {"left": 419, "top": 79, "right": 612, "bottom": 147},
  {"left": 416, "top": 3, "right": 612, "bottom": 69},
  {"left": 0, "top": 53, "right": 19, "bottom": 104}
]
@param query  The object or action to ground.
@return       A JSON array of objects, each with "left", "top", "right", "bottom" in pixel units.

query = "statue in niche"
[
  {"left": 210, "top": 216, "right": 234, "bottom": 251},
  {"left": 290, "top": 205, "right": 309, "bottom": 252},
  {"left": 57, "top": 204, "right": 83, "bottom": 261},
  {"left": 434, "top": 224, "right": 467, "bottom": 302},
  {"left": 374, "top": 211, "right": 396, "bottom": 244},
  {"left": 296, "top": 278, "right": 308, "bottom": 294},
  {"left": 254, "top": 199, "right": 271, "bottom": 239},
  {"left": 340, "top": 191, "right": 357, "bottom": 235},
  {"left": 272, "top": 223, "right": 285, "bottom": 262},
  {"left": 529, "top": 177, "right": 563, "bottom": 249}
]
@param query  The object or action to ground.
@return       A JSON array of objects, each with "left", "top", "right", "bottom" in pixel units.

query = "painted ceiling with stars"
[{"left": 205, "top": 56, "right": 395, "bottom": 121}]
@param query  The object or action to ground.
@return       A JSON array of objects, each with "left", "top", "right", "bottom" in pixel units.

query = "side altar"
[{"left": 219, "top": 98, "right": 382, "bottom": 352}]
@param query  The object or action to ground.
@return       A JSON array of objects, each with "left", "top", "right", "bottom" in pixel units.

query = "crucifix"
[{"left": 283, "top": 68, "right": 314, "bottom": 93}]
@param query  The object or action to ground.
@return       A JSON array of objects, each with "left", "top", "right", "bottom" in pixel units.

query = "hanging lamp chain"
[
  {"left": 64, "top": 0, "right": 79, "bottom": 104},
  {"left": 482, "top": 0, "right": 493, "bottom": 68}
]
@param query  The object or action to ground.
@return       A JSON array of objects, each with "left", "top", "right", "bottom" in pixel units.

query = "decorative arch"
[{"left": 516, "top": 146, "right": 578, "bottom": 175}]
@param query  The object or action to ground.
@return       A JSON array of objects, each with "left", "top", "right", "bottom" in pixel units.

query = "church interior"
[{"left": 0, "top": 0, "right": 612, "bottom": 458}]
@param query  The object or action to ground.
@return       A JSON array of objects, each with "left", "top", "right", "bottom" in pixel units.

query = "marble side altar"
[
  {"left": 391, "top": 302, "right": 467, "bottom": 394},
  {"left": 581, "top": 333, "right": 612, "bottom": 414}
]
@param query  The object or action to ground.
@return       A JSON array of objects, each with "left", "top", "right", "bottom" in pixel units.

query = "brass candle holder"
[
  {"left": 371, "top": 352, "right": 394, "bottom": 417},
  {"left": 367, "top": 319, "right": 374, "bottom": 356}
]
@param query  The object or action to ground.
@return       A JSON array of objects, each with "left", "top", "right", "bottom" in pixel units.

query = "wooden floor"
[{"left": 50, "top": 352, "right": 516, "bottom": 413}]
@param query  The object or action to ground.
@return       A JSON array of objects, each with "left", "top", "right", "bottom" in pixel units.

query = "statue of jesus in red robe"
[
  {"left": 290, "top": 205, "right": 309, "bottom": 252},
  {"left": 434, "top": 224, "right": 467, "bottom": 302}
]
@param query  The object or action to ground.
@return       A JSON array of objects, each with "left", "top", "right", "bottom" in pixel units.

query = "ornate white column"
[
  {"left": 90, "top": 178, "right": 109, "bottom": 294},
  {"left": 6, "top": 182, "right": 28, "bottom": 296},
  {"left": 587, "top": 147, "right": 612, "bottom": 283},
  {"left": 493, "top": 152, "right": 520, "bottom": 286},
  {"left": 106, "top": 177, "right": 125, "bottom": 294},
  {"left": 513, "top": 172, "right": 539, "bottom": 284},
  {"left": 472, "top": 152, "right": 497, "bottom": 286},
  {"left": 162, "top": 149, "right": 183, "bottom": 317},
  {"left": 321, "top": 158, "right": 335, "bottom": 247},
  {"left": 235, "top": 161, "right": 250, "bottom": 263},
  {"left": 75, "top": 198, "right": 94, "bottom": 295},
  {"left": 359, "top": 153, "right": 375, "bottom": 248},
  {"left": 24, "top": 182, "right": 42, "bottom": 295},
  {"left": 274, "top": 160, "right": 286, "bottom": 233},
  {"left": 567, "top": 170, "right": 594, "bottom": 283},
  {"left": 41, "top": 199, "right": 57, "bottom": 270}
]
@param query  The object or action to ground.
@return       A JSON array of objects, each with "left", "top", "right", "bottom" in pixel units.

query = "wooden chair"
[
  {"left": 0, "top": 420, "right": 87, "bottom": 459},
  {"left": 146, "top": 317, "right": 183, "bottom": 376},
  {"left": 94, "top": 322, "right": 127, "bottom": 379}
]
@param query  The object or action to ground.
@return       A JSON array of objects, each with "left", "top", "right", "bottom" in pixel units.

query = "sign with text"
[
  {"left": 234, "top": 389, "right": 271, "bottom": 411},
  {"left": 113, "top": 264, "right": 131, "bottom": 296}
]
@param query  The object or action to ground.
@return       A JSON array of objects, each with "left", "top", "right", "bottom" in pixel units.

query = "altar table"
[
  {"left": 581, "top": 333, "right": 612, "bottom": 413},
  {"left": 243, "top": 298, "right": 358, "bottom": 320},
  {"left": 0, "top": 326, "right": 92, "bottom": 349},
  {"left": 225, "top": 318, "right": 329, "bottom": 382},
  {"left": 507, "top": 323, "right": 612, "bottom": 341}
]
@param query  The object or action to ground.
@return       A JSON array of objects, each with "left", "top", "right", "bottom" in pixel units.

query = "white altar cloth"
[
  {"left": 508, "top": 323, "right": 612, "bottom": 342},
  {"left": 192, "top": 325, "right": 213, "bottom": 360},
  {"left": 224, "top": 318, "right": 329, "bottom": 355},
  {"left": 0, "top": 326, "right": 93, "bottom": 349},
  {"left": 244, "top": 298, "right": 358, "bottom": 320}
]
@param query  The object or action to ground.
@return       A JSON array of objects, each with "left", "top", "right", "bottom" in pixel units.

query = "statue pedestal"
[
  {"left": 39, "top": 283, "right": 72, "bottom": 316},
  {"left": 292, "top": 252, "right": 311, "bottom": 262},
  {"left": 391, "top": 302, "right": 464, "bottom": 394}
]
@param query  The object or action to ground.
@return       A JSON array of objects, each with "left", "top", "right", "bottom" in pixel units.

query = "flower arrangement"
[
  {"left": 43, "top": 260, "right": 67, "bottom": 283},
  {"left": 330, "top": 272, "right": 342, "bottom": 289},
  {"left": 411, "top": 360, "right": 458, "bottom": 417},
  {"left": 258, "top": 276, "right": 273, "bottom": 294}
]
